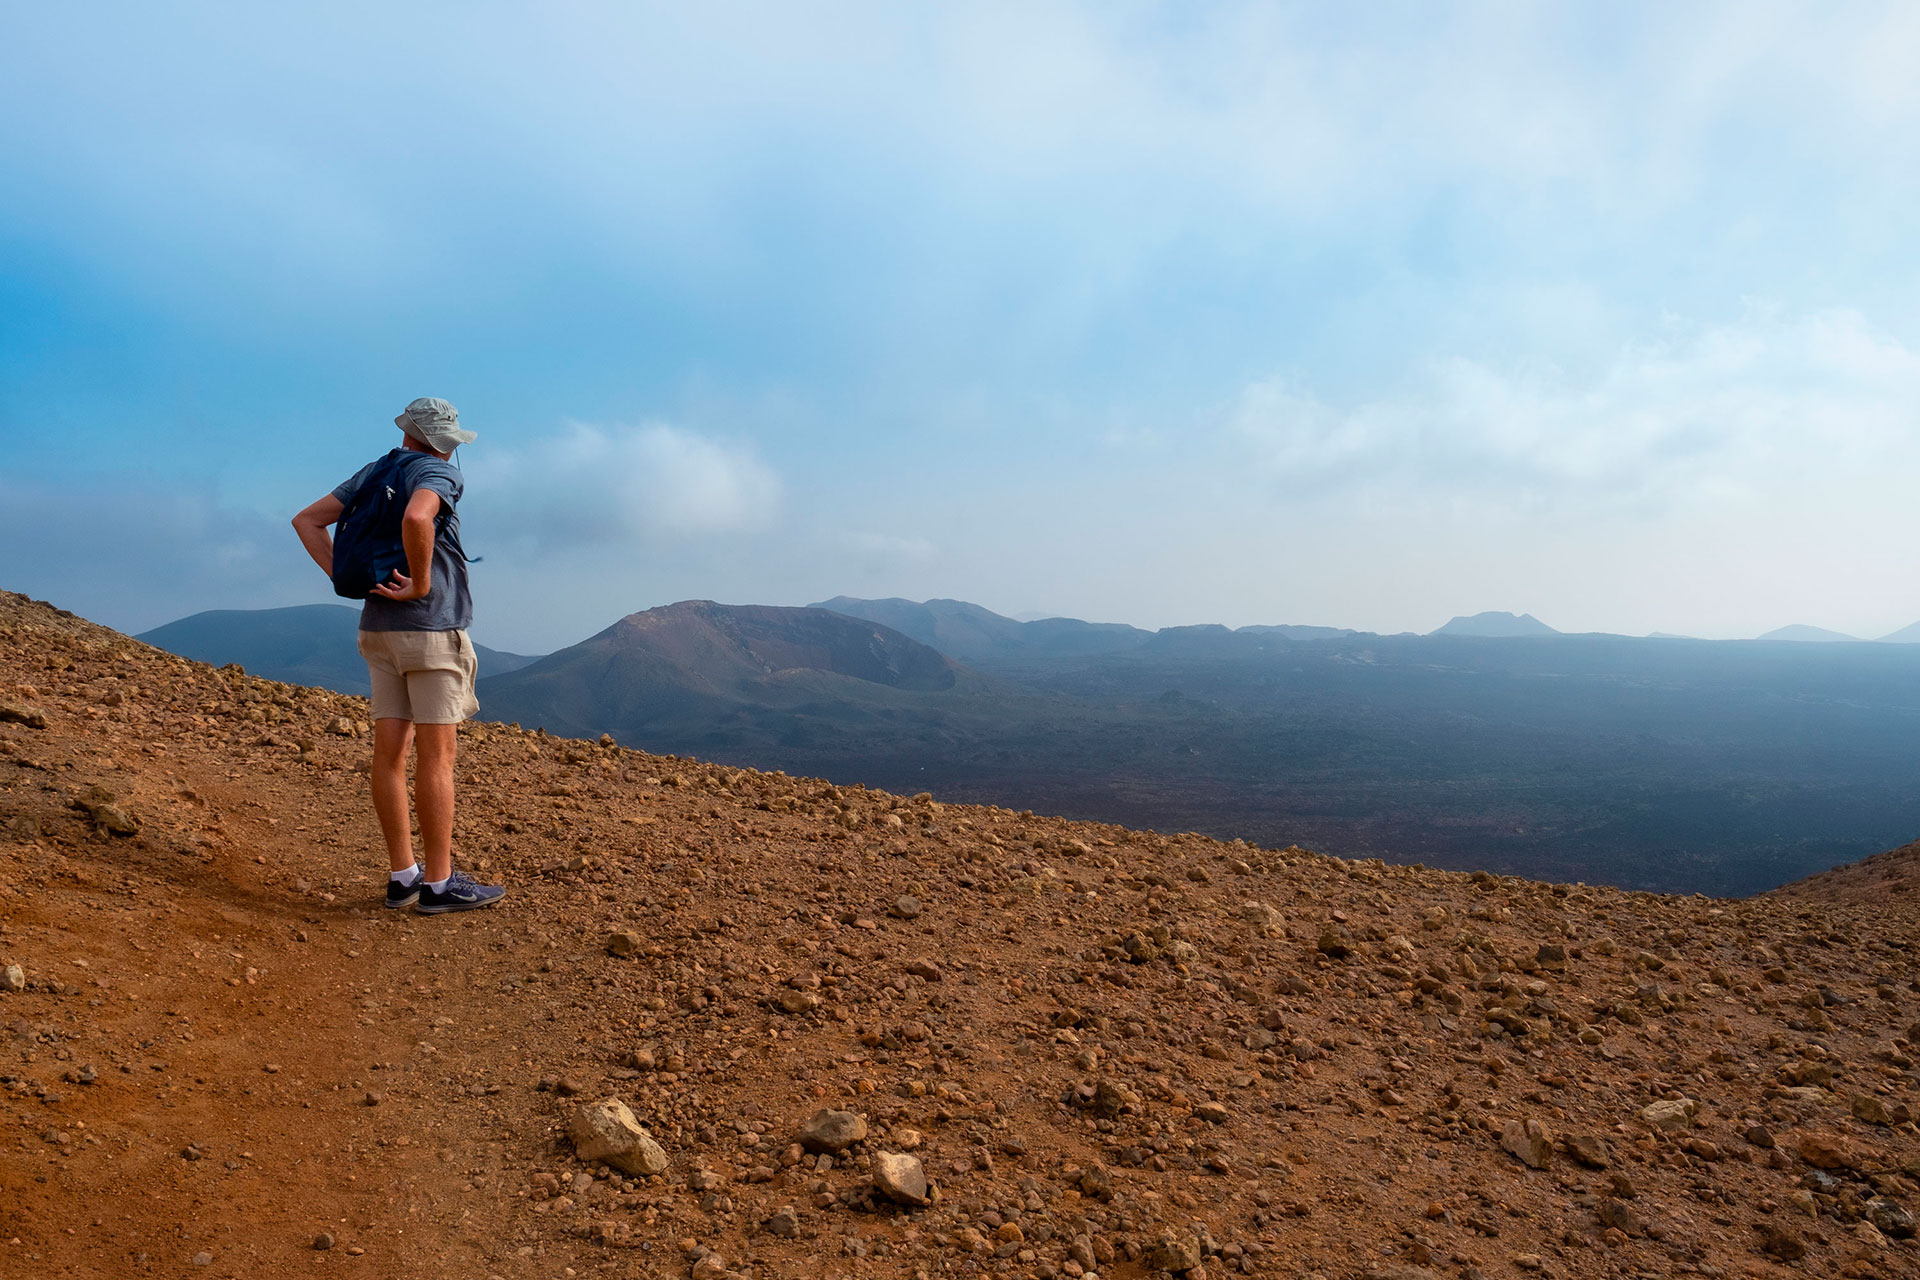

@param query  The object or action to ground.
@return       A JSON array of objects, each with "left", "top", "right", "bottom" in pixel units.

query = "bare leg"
[
  {"left": 414, "top": 722, "right": 458, "bottom": 883},
  {"left": 371, "top": 718, "right": 417, "bottom": 872}
]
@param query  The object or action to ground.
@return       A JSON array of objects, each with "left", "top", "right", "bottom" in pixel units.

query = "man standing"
[{"left": 292, "top": 397, "right": 506, "bottom": 915}]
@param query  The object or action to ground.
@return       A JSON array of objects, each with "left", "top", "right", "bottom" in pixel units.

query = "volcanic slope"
[
  {"left": 1766, "top": 839, "right": 1920, "bottom": 908},
  {"left": 478, "top": 600, "right": 978, "bottom": 745},
  {"left": 2, "top": 588, "right": 1919, "bottom": 1280}
]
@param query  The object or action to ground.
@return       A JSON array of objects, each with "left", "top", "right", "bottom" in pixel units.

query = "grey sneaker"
[{"left": 416, "top": 870, "right": 506, "bottom": 915}]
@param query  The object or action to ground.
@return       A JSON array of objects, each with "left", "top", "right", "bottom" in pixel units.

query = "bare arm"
[
  {"left": 291, "top": 494, "right": 345, "bottom": 577},
  {"left": 368, "top": 488, "right": 443, "bottom": 601}
]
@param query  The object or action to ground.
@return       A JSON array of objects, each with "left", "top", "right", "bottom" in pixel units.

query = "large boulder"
[
  {"left": 1239, "top": 902, "right": 1283, "bottom": 936},
  {"left": 1850, "top": 1092, "right": 1893, "bottom": 1126},
  {"left": 0, "top": 701, "right": 46, "bottom": 729},
  {"left": 871, "top": 1151, "right": 929, "bottom": 1206},
  {"left": 1565, "top": 1134, "right": 1611, "bottom": 1168},
  {"left": 1868, "top": 1197, "right": 1917, "bottom": 1239},
  {"left": 1143, "top": 1229, "right": 1203, "bottom": 1272},
  {"left": 1798, "top": 1131, "right": 1863, "bottom": 1171},
  {"left": 796, "top": 1108, "right": 867, "bottom": 1153},
  {"left": 568, "top": 1098, "right": 668, "bottom": 1176},
  {"left": 1501, "top": 1118, "right": 1553, "bottom": 1169},
  {"left": 1638, "top": 1098, "right": 1697, "bottom": 1131},
  {"left": 72, "top": 784, "right": 138, "bottom": 835}
]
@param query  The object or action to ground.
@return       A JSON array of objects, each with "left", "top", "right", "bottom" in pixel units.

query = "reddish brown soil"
[
  {"left": 3, "top": 588, "right": 1919, "bottom": 1280},
  {"left": 1764, "top": 840, "right": 1920, "bottom": 909}
]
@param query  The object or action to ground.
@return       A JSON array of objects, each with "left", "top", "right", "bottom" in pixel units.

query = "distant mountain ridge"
[
  {"left": 136, "top": 604, "right": 539, "bottom": 696},
  {"left": 1238, "top": 623, "right": 1360, "bottom": 641},
  {"left": 809, "top": 596, "right": 1155, "bottom": 665},
  {"left": 1757, "top": 624, "right": 1858, "bottom": 643},
  {"left": 811, "top": 596, "right": 1359, "bottom": 668},
  {"left": 1431, "top": 611, "right": 1559, "bottom": 638},
  {"left": 813, "top": 601, "right": 1920, "bottom": 648}
]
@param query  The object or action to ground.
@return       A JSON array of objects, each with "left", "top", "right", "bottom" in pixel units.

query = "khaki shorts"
[{"left": 357, "top": 629, "right": 480, "bottom": 725}]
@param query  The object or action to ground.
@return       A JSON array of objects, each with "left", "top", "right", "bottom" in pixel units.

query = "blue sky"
[{"left": 5, "top": 2, "right": 1920, "bottom": 651}]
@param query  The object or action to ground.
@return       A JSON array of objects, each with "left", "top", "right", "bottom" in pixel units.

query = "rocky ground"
[{"left": 3, "top": 586, "right": 1919, "bottom": 1280}]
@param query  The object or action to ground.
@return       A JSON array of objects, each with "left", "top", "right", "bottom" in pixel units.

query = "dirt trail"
[
  {"left": 4, "top": 588, "right": 1920, "bottom": 1280},
  {"left": 1, "top": 630, "right": 520, "bottom": 1276}
]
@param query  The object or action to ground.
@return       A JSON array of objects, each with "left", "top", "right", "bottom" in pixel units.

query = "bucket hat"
[{"left": 394, "top": 397, "right": 476, "bottom": 452}]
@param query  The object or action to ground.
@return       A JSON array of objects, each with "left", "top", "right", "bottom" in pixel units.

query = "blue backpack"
[{"left": 330, "top": 450, "right": 444, "bottom": 599}]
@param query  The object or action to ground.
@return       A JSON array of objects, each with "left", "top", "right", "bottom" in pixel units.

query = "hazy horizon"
[
  {"left": 102, "top": 594, "right": 1920, "bottom": 658},
  {"left": 7, "top": 4, "right": 1920, "bottom": 653}
]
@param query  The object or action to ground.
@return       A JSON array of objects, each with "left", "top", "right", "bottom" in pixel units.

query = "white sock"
[
  {"left": 390, "top": 865, "right": 422, "bottom": 885},
  {"left": 426, "top": 876, "right": 451, "bottom": 893}
]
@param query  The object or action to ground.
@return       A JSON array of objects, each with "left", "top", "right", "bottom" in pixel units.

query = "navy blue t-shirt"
[{"left": 331, "top": 453, "right": 472, "bottom": 632}]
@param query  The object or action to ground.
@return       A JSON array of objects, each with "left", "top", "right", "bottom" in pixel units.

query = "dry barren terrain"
[{"left": 4, "top": 588, "right": 1920, "bottom": 1280}]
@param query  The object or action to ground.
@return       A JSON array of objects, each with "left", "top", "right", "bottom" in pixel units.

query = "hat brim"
[{"left": 397, "top": 418, "right": 478, "bottom": 449}]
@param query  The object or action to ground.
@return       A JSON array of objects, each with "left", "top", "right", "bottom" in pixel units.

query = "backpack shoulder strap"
[{"left": 337, "top": 450, "right": 407, "bottom": 519}]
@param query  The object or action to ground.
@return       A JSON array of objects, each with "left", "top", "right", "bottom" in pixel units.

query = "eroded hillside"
[{"left": 2, "top": 588, "right": 1919, "bottom": 1280}]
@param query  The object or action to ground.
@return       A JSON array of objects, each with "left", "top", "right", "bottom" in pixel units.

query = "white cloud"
[
  {"left": 1235, "top": 306, "right": 1920, "bottom": 511},
  {"left": 469, "top": 422, "right": 781, "bottom": 554}
]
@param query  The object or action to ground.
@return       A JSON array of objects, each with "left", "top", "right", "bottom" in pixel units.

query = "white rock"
[
  {"left": 872, "top": 1150, "right": 929, "bottom": 1205},
  {"left": 1238, "top": 902, "right": 1283, "bottom": 935},
  {"left": 1639, "top": 1098, "right": 1697, "bottom": 1131},
  {"left": 569, "top": 1098, "right": 669, "bottom": 1175}
]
